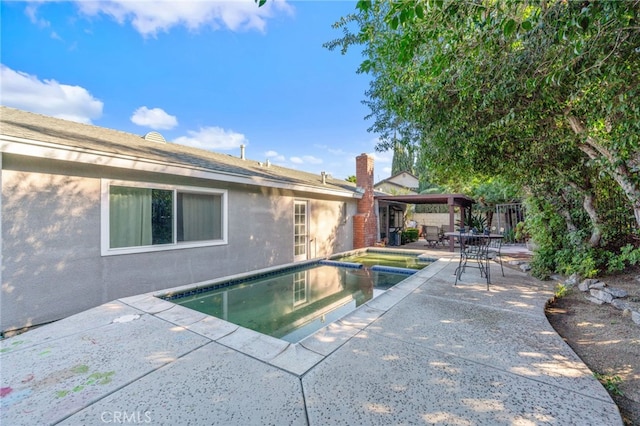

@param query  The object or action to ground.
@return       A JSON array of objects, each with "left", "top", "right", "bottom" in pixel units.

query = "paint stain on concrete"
[
  {"left": 54, "top": 369, "right": 115, "bottom": 398},
  {"left": 1, "top": 388, "right": 31, "bottom": 406},
  {"left": 0, "top": 340, "right": 26, "bottom": 353},
  {"left": 113, "top": 314, "right": 141, "bottom": 323}
]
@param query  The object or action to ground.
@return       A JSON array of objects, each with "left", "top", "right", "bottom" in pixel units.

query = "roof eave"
[{"left": 1, "top": 135, "right": 362, "bottom": 199}]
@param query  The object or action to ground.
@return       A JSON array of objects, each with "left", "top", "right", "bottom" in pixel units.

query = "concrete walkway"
[{"left": 1, "top": 256, "right": 622, "bottom": 425}]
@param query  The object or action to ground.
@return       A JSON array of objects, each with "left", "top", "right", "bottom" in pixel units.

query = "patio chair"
[
  {"left": 454, "top": 232, "right": 491, "bottom": 290},
  {"left": 439, "top": 225, "right": 448, "bottom": 239},
  {"left": 487, "top": 235, "right": 505, "bottom": 277},
  {"left": 423, "top": 225, "right": 442, "bottom": 247}
]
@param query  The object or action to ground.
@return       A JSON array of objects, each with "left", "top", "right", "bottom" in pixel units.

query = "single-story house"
[
  {"left": 374, "top": 171, "right": 419, "bottom": 194},
  {"left": 0, "top": 107, "right": 382, "bottom": 333}
]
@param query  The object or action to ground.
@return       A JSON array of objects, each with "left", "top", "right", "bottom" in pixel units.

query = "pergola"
[{"left": 375, "top": 193, "right": 476, "bottom": 251}]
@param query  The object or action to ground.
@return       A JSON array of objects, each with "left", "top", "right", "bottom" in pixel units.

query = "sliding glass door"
[{"left": 294, "top": 200, "right": 309, "bottom": 261}]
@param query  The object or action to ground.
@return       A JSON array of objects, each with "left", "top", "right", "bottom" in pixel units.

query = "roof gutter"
[{"left": 1, "top": 136, "right": 362, "bottom": 199}]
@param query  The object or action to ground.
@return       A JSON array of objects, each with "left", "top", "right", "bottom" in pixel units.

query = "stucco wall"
[
  {"left": 1, "top": 154, "right": 355, "bottom": 332},
  {"left": 413, "top": 213, "right": 459, "bottom": 229}
]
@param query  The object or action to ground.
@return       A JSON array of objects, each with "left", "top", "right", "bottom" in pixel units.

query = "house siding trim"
[{"left": 1, "top": 135, "right": 361, "bottom": 200}]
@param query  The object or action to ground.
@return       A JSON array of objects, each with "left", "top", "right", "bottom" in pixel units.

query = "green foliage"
[
  {"left": 593, "top": 372, "right": 624, "bottom": 396},
  {"left": 392, "top": 139, "right": 415, "bottom": 176},
  {"left": 554, "top": 284, "right": 570, "bottom": 298},
  {"left": 514, "top": 222, "right": 529, "bottom": 243},
  {"left": 456, "top": 214, "right": 486, "bottom": 232},
  {"left": 470, "top": 214, "right": 486, "bottom": 231},
  {"left": 526, "top": 192, "right": 640, "bottom": 279},
  {"left": 415, "top": 203, "right": 448, "bottom": 214},
  {"left": 606, "top": 244, "right": 640, "bottom": 273},
  {"left": 502, "top": 228, "right": 516, "bottom": 244},
  {"left": 402, "top": 227, "right": 419, "bottom": 243},
  {"left": 326, "top": 0, "right": 640, "bottom": 274}
]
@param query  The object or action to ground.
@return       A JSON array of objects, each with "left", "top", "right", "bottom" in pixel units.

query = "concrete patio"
[{"left": 1, "top": 250, "right": 622, "bottom": 425}]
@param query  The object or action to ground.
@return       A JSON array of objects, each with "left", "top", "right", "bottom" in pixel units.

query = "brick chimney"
[{"left": 353, "top": 153, "right": 377, "bottom": 248}]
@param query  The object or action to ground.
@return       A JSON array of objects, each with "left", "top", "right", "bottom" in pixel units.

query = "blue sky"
[{"left": 1, "top": 0, "right": 393, "bottom": 181}]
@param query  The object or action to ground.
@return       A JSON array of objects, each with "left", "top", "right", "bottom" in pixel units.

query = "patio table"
[{"left": 445, "top": 232, "right": 504, "bottom": 290}]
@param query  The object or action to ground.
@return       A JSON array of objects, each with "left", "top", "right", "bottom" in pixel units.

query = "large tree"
[
  {"left": 391, "top": 138, "right": 414, "bottom": 175},
  {"left": 327, "top": 0, "right": 640, "bottom": 235}
]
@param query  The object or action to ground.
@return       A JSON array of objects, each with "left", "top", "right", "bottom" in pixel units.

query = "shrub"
[
  {"left": 402, "top": 228, "right": 419, "bottom": 243},
  {"left": 606, "top": 244, "right": 640, "bottom": 273}
]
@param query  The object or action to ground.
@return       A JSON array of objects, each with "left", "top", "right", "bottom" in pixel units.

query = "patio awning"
[
  {"left": 375, "top": 193, "right": 475, "bottom": 208},
  {"left": 375, "top": 193, "right": 476, "bottom": 252}
]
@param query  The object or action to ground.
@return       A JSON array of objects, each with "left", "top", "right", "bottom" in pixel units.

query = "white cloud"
[
  {"left": 288, "top": 155, "right": 323, "bottom": 165},
  {"left": 74, "top": 0, "right": 294, "bottom": 37},
  {"left": 25, "top": 3, "right": 50, "bottom": 28},
  {"left": 0, "top": 64, "right": 103, "bottom": 124},
  {"left": 174, "top": 126, "right": 248, "bottom": 151},
  {"left": 265, "top": 150, "right": 285, "bottom": 162},
  {"left": 131, "top": 106, "right": 178, "bottom": 130},
  {"left": 314, "top": 143, "right": 347, "bottom": 157},
  {"left": 301, "top": 155, "right": 322, "bottom": 164},
  {"left": 371, "top": 150, "right": 392, "bottom": 163}
]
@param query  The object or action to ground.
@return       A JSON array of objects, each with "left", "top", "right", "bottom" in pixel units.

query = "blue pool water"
[
  {"left": 332, "top": 249, "right": 433, "bottom": 270},
  {"left": 163, "top": 263, "right": 409, "bottom": 343}
]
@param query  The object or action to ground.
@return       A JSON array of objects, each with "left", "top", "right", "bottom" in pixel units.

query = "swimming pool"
[
  {"left": 161, "top": 262, "right": 408, "bottom": 343},
  {"left": 331, "top": 248, "right": 434, "bottom": 270}
]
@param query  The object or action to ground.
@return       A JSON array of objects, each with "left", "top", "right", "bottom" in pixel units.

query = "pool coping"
[
  {"left": 119, "top": 256, "right": 450, "bottom": 376},
  {"left": 2, "top": 247, "right": 623, "bottom": 425}
]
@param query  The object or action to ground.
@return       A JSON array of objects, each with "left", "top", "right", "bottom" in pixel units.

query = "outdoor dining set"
[{"left": 444, "top": 230, "right": 504, "bottom": 290}]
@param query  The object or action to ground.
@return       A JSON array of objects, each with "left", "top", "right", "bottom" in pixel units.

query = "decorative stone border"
[{"left": 563, "top": 274, "right": 640, "bottom": 326}]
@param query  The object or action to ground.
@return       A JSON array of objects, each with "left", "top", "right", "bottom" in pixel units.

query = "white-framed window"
[{"left": 101, "top": 180, "right": 227, "bottom": 256}]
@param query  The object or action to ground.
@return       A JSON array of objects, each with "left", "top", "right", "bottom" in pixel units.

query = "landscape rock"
[
  {"left": 565, "top": 273, "right": 580, "bottom": 287},
  {"left": 590, "top": 289, "right": 614, "bottom": 304},
  {"left": 611, "top": 299, "right": 631, "bottom": 311},
  {"left": 583, "top": 278, "right": 600, "bottom": 287},
  {"left": 585, "top": 295, "right": 605, "bottom": 305},
  {"left": 564, "top": 274, "right": 639, "bottom": 327},
  {"left": 519, "top": 263, "right": 531, "bottom": 272},
  {"left": 578, "top": 279, "right": 604, "bottom": 292},
  {"left": 578, "top": 281, "right": 590, "bottom": 292},
  {"left": 603, "top": 287, "right": 629, "bottom": 298}
]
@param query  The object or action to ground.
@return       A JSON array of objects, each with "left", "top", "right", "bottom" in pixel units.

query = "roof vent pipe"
[
  {"left": 240, "top": 144, "right": 245, "bottom": 160},
  {"left": 321, "top": 171, "right": 326, "bottom": 184}
]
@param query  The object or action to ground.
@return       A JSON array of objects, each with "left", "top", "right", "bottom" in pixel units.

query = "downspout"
[{"left": 374, "top": 199, "right": 380, "bottom": 243}]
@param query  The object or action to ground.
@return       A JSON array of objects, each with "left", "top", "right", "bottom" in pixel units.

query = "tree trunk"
[
  {"left": 557, "top": 190, "right": 578, "bottom": 233},
  {"left": 567, "top": 114, "right": 640, "bottom": 229},
  {"left": 582, "top": 193, "right": 603, "bottom": 247},
  {"left": 486, "top": 210, "right": 494, "bottom": 229},
  {"left": 564, "top": 179, "right": 603, "bottom": 248}
]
